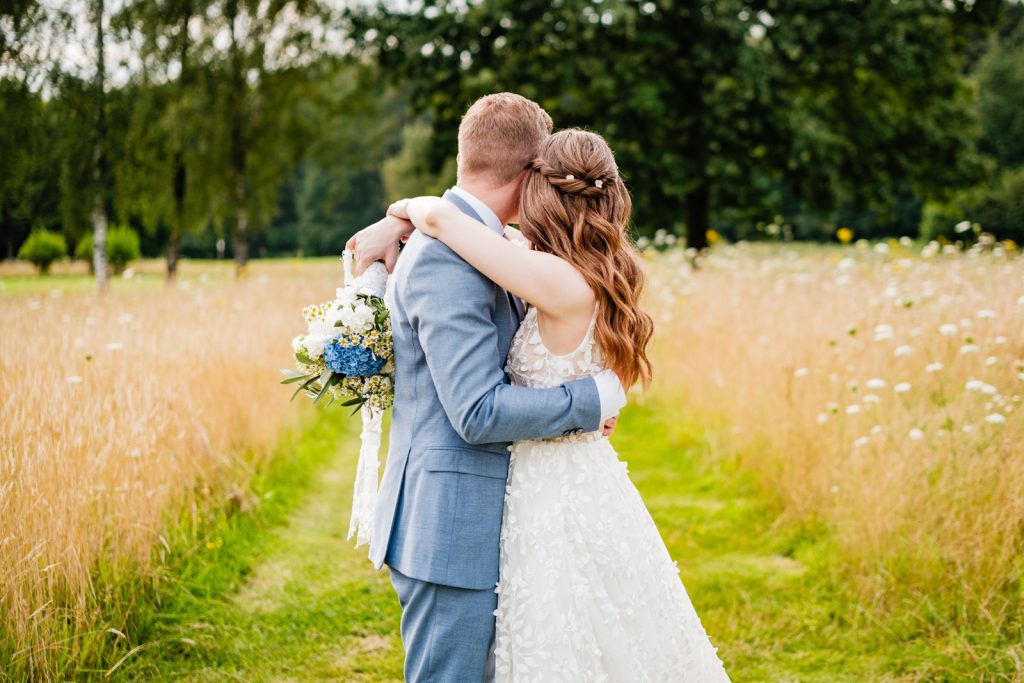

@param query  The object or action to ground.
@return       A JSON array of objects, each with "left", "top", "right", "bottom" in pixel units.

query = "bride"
[{"left": 389, "top": 129, "right": 729, "bottom": 682}]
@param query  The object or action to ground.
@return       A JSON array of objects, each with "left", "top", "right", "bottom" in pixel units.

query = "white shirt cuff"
[{"left": 593, "top": 369, "right": 627, "bottom": 422}]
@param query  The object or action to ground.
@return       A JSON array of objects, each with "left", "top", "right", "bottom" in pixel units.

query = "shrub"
[
  {"left": 920, "top": 169, "right": 1024, "bottom": 245},
  {"left": 75, "top": 227, "right": 142, "bottom": 274},
  {"left": 74, "top": 233, "right": 93, "bottom": 262},
  {"left": 17, "top": 231, "right": 67, "bottom": 274},
  {"left": 107, "top": 227, "right": 141, "bottom": 274}
]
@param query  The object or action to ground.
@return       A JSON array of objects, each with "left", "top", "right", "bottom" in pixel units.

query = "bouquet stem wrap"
[
  {"left": 349, "top": 403, "right": 382, "bottom": 547},
  {"left": 341, "top": 251, "right": 389, "bottom": 549}
]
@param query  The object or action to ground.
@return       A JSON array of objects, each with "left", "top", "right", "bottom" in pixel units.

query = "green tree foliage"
[
  {"left": 17, "top": 230, "right": 66, "bottom": 273},
  {"left": 920, "top": 3, "right": 1024, "bottom": 243},
  {"left": 115, "top": 0, "right": 212, "bottom": 279},
  {"left": 74, "top": 226, "right": 141, "bottom": 273},
  {"left": 348, "top": 0, "right": 985, "bottom": 247},
  {"left": 2, "top": 0, "right": 1020, "bottom": 266}
]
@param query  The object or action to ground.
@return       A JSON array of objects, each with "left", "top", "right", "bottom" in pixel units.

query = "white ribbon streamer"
[{"left": 341, "top": 250, "right": 388, "bottom": 549}]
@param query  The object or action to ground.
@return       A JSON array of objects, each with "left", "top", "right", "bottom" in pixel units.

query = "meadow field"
[{"left": 1, "top": 244, "right": 1022, "bottom": 681}]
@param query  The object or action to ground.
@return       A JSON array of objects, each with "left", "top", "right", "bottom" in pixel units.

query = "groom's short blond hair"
[{"left": 457, "top": 93, "right": 553, "bottom": 187}]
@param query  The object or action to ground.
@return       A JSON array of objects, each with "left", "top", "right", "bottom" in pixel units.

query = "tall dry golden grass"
[
  {"left": 645, "top": 242, "right": 1023, "bottom": 626},
  {"left": 0, "top": 259, "right": 342, "bottom": 676},
  {"left": 3, "top": 245, "right": 1022, "bottom": 675}
]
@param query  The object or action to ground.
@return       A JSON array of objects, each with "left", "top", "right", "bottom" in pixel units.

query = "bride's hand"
[
  {"left": 387, "top": 199, "right": 412, "bottom": 220},
  {"left": 387, "top": 197, "right": 454, "bottom": 238}
]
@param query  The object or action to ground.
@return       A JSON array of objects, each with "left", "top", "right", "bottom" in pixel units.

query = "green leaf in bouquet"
[
  {"left": 313, "top": 373, "right": 340, "bottom": 406},
  {"left": 280, "top": 371, "right": 316, "bottom": 385},
  {"left": 294, "top": 350, "right": 314, "bottom": 366},
  {"left": 290, "top": 375, "right": 321, "bottom": 401}
]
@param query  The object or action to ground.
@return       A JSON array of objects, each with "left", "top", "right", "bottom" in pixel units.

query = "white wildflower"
[
  {"left": 960, "top": 344, "right": 980, "bottom": 354},
  {"left": 867, "top": 378, "right": 887, "bottom": 390},
  {"left": 873, "top": 242, "right": 890, "bottom": 255},
  {"left": 965, "top": 379, "right": 984, "bottom": 391},
  {"left": 984, "top": 413, "right": 1006, "bottom": 425},
  {"left": 864, "top": 394, "right": 880, "bottom": 404},
  {"left": 816, "top": 413, "right": 828, "bottom": 425},
  {"left": 909, "top": 428, "right": 924, "bottom": 441},
  {"left": 925, "top": 362, "right": 944, "bottom": 373},
  {"left": 977, "top": 309, "right": 996, "bottom": 319},
  {"left": 939, "top": 323, "right": 958, "bottom": 336},
  {"left": 994, "top": 336, "right": 1008, "bottom": 345},
  {"left": 66, "top": 376, "right": 83, "bottom": 384},
  {"left": 104, "top": 342, "right": 123, "bottom": 351},
  {"left": 985, "top": 356, "right": 998, "bottom": 367},
  {"left": 894, "top": 345, "right": 913, "bottom": 357},
  {"left": 794, "top": 368, "right": 810, "bottom": 378},
  {"left": 894, "top": 382, "right": 911, "bottom": 393},
  {"left": 954, "top": 220, "right": 971, "bottom": 233},
  {"left": 854, "top": 436, "right": 870, "bottom": 448},
  {"left": 873, "top": 324, "right": 894, "bottom": 341},
  {"left": 846, "top": 404, "right": 861, "bottom": 415},
  {"left": 870, "top": 425, "right": 883, "bottom": 435}
]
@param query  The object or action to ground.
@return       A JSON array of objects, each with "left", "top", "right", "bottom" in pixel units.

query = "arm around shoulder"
[{"left": 405, "top": 243, "right": 603, "bottom": 444}]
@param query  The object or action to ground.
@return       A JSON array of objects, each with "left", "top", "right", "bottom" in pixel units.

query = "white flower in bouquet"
[
  {"left": 303, "top": 321, "right": 333, "bottom": 359},
  {"left": 341, "top": 303, "right": 377, "bottom": 332}
]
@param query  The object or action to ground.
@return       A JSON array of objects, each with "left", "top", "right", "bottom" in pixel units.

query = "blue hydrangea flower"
[{"left": 324, "top": 336, "right": 386, "bottom": 377}]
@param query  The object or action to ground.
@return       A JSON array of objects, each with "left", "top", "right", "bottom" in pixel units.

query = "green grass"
[
  {"left": 115, "top": 413, "right": 402, "bottom": 681},
  {"left": 18, "top": 400, "right": 1019, "bottom": 680}
]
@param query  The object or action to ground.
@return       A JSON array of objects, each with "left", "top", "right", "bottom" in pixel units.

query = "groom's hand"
[
  {"left": 346, "top": 215, "right": 413, "bottom": 275},
  {"left": 601, "top": 416, "right": 618, "bottom": 437}
]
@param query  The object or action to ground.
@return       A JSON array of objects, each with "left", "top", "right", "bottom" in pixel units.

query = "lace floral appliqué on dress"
[{"left": 495, "top": 306, "right": 730, "bottom": 682}]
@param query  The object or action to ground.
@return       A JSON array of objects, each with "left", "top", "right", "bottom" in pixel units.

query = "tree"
[
  {"left": 89, "top": 0, "right": 110, "bottom": 291},
  {"left": 118, "top": 0, "right": 209, "bottom": 279},
  {"left": 198, "top": 0, "right": 331, "bottom": 274},
  {"left": 0, "top": 1, "right": 68, "bottom": 258},
  {"left": 348, "top": 0, "right": 983, "bottom": 248}
]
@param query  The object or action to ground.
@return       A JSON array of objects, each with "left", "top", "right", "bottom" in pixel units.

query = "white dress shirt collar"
[{"left": 450, "top": 185, "right": 505, "bottom": 235}]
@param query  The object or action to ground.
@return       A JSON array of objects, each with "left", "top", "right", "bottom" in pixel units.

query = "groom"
[{"left": 348, "top": 93, "right": 624, "bottom": 682}]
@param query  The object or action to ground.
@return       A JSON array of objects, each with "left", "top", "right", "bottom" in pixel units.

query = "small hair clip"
[
  {"left": 565, "top": 174, "right": 575, "bottom": 181},
  {"left": 594, "top": 179, "right": 603, "bottom": 189}
]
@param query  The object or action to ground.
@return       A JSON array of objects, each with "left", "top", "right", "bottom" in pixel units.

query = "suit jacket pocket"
[{"left": 423, "top": 446, "right": 510, "bottom": 480}]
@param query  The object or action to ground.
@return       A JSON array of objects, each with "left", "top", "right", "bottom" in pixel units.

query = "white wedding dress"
[{"left": 494, "top": 306, "right": 730, "bottom": 682}]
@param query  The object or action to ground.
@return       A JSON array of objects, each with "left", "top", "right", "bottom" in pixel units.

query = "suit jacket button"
[{"left": 562, "top": 430, "right": 572, "bottom": 436}]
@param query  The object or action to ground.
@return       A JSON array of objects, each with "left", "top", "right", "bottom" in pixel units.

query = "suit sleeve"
[{"left": 404, "top": 239, "right": 602, "bottom": 445}]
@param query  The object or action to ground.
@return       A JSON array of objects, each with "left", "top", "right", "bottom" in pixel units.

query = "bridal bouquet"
[
  {"left": 281, "top": 257, "right": 394, "bottom": 413},
  {"left": 281, "top": 253, "right": 391, "bottom": 548}
]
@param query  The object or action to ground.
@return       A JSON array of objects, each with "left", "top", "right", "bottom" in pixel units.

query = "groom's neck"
[{"left": 457, "top": 176, "right": 517, "bottom": 225}]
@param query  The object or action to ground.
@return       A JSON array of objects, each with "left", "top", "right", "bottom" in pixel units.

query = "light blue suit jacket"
[{"left": 369, "top": 191, "right": 603, "bottom": 590}]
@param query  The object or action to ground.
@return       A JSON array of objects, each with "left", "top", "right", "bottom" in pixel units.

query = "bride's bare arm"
[{"left": 394, "top": 196, "right": 594, "bottom": 318}]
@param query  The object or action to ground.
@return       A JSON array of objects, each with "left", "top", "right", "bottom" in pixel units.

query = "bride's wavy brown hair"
[{"left": 520, "top": 129, "right": 654, "bottom": 388}]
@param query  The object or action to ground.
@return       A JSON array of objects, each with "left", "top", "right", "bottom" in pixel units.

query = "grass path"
[
  {"left": 120, "top": 403, "right": 969, "bottom": 681},
  {"left": 121, "top": 416, "right": 403, "bottom": 680}
]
